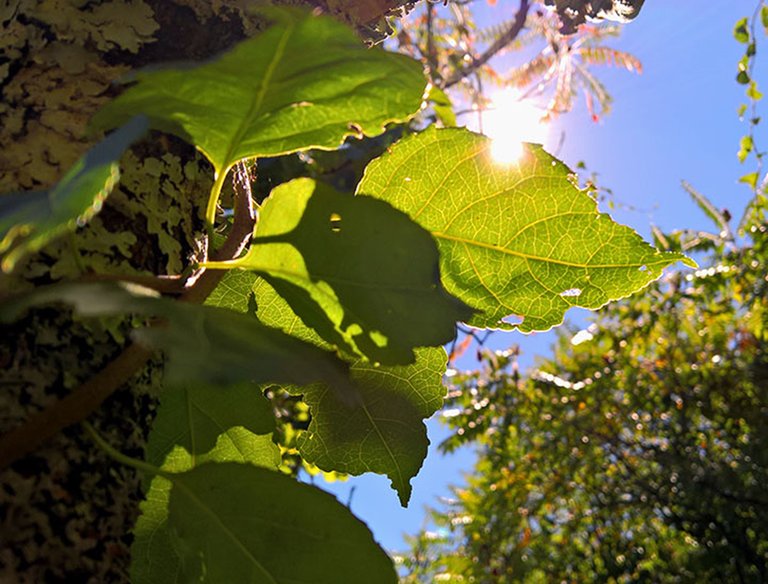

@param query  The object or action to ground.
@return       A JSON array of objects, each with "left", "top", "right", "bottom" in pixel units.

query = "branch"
[
  {"left": 0, "top": 165, "right": 256, "bottom": 470},
  {"left": 444, "top": 0, "right": 530, "bottom": 88}
]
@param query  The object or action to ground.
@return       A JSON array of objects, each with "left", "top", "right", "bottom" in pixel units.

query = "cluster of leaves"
[
  {"left": 0, "top": 6, "right": 682, "bottom": 582},
  {"left": 736, "top": 2, "right": 768, "bottom": 230},
  {"left": 400, "top": 192, "right": 768, "bottom": 582}
]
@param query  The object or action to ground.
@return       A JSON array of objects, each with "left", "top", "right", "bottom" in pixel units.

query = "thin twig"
[
  {"left": 426, "top": 2, "right": 438, "bottom": 84},
  {"left": 444, "top": 0, "right": 530, "bottom": 88},
  {"left": 0, "top": 165, "right": 256, "bottom": 470}
]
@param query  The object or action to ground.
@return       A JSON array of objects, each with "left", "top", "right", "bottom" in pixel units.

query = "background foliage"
[{"left": 398, "top": 5, "right": 768, "bottom": 581}]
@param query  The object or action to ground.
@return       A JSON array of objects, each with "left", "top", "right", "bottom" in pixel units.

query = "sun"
[{"left": 482, "top": 89, "right": 549, "bottom": 164}]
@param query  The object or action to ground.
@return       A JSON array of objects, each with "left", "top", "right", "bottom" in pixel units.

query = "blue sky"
[{"left": 317, "top": 1, "right": 765, "bottom": 552}]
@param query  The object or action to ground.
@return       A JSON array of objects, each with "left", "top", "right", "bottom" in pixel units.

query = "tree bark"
[{"left": 0, "top": 0, "right": 399, "bottom": 579}]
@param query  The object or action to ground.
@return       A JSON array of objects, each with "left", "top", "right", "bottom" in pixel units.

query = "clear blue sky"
[{"left": 316, "top": 1, "right": 765, "bottom": 553}]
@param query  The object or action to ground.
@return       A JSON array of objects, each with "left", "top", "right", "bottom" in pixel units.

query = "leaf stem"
[
  {"left": 205, "top": 168, "right": 229, "bottom": 234},
  {"left": 82, "top": 421, "right": 164, "bottom": 477}
]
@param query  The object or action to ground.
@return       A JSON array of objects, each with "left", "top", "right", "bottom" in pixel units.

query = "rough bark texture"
[{"left": 0, "top": 0, "right": 407, "bottom": 580}]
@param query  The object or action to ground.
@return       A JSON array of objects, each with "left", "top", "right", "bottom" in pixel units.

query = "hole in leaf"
[
  {"left": 638, "top": 265, "right": 648, "bottom": 272},
  {"left": 502, "top": 314, "right": 523, "bottom": 326},
  {"left": 560, "top": 288, "right": 582, "bottom": 298},
  {"left": 330, "top": 212, "right": 342, "bottom": 233}
]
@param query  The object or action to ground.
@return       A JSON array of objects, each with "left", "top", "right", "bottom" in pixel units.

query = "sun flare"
[{"left": 482, "top": 89, "right": 549, "bottom": 164}]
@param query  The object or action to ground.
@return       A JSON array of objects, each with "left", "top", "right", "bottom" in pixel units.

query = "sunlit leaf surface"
[
  {"left": 359, "top": 127, "right": 693, "bottom": 331},
  {"left": 92, "top": 9, "right": 426, "bottom": 178},
  {"left": 209, "top": 178, "right": 471, "bottom": 365}
]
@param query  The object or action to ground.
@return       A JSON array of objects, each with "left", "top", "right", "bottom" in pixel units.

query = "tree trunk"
[{"left": 0, "top": 0, "right": 408, "bottom": 580}]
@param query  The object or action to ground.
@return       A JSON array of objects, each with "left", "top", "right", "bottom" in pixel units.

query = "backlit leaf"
[
  {"left": 207, "top": 178, "right": 472, "bottom": 365},
  {"left": 358, "top": 127, "right": 692, "bottom": 332},
  {"left": 0, "top": 116, "right": 147, "bottom": 272},
  {"left": 158, "top": 463, "right": 397, "bottom": 583},
  {"left": 92, "top": 9, "right": 425, "bottom": 180},
  {"left": 145, "top": 384, "right": 276, "bottom": 470},
  {"left": 208, "top": 271, "right": 448, "bottom": 505},
  {"left": 132, "top": 433, "right": 280, "bottom": 584},
  {"left": 734, "top": 17, "right": 750, "bottom": 43}
]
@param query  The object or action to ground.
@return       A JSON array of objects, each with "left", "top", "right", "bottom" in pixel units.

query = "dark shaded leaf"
[{"left": 208, "top": 178, "right": 472, "bottom": 365}]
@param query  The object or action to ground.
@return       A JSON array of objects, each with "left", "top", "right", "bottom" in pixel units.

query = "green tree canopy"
[{"left": 400, "top": 195, "right": 768, "bottom": 582}]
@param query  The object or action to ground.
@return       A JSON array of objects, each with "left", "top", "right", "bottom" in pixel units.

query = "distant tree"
[
  {"left": 404, "top": 203, "right": 768, "bottom": 581},
  {"left": 399, "top": 8, "right": 768, "bottom": 580}
]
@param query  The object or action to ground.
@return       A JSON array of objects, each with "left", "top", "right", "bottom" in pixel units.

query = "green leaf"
[
  {"left": 429, "top": 85, "right": 457, "bottom": 127},
  {"left": 734, "top": 17, "right": 750, "bottom": 43},
  {"left": 747, "top": 80, "right": 764, "bottom": 101},
  {"left": 0, "top": 282, "right": 355, "bottom": 396},
  {"left": 296, "top": 348, "right": 446, "bottom": 507},
  {"left": 133, "top": 434, "right": 280, "bottom": 584},
  {"left": 208, "top": 272, "right": 449, "bottom": 505},
  {"left": 208, "top": 178, "right": 472, "bottom": 365},
  {"left": 147, "top": 463, "right": 397, "bottom": 583},
  {"left": 0, "top": 116, "right": 147, "bottom": 272},
  {"left": 248, "top": 277, "right": 447, "bottom": 506},
  {"left": 358, "top": 127, "right": 693, "bottom": 332},
  {"left": 92, "top": 8, "right": 426, "bottom": 180},
  {"left": 737, "top": 70, "right": 751, "bottom": 85},
  {"left": 762, "top": 5, "right": 768, "bottom": 33},
  {"left": 738, "top": 135, "right": 754, "bottom": 162},
  {"left": 145, "top": 384, "right": 276, "bottom": 469},
  {"left": 739, "top": 172, "right": 760, "bottom": 189}
]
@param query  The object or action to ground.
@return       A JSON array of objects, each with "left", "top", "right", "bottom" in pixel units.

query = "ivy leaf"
[
  {"left": 208, "top": 178, "right": 472, "bottom": 365},
  {"left": 92, "top": 8, "right": 425, "bottom": 182},
  {"left": 0, "top": 282, "right": 355, "bottom": 396},
  {"left": 739, "top": 172, "right": 760, "bottom": 189},
  {"left": 734, "top": 17, "right": 750, "bottom": 43},
  {"left": 0, "top": 116, "right": 147, "bottom": 273},
  {"left": 146, "top": 463, "right": 397, "bottom": 583},
  {"left": 358, "top": 127, "right": 693, "bottom": 332}
]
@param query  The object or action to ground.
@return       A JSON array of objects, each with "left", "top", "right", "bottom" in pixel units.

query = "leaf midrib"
[
  {"left": 434, "top": 231, "right": 671, "bottom": 270},
  {"left": 217, "top": 19, "right": 295, "bottom": 174}
]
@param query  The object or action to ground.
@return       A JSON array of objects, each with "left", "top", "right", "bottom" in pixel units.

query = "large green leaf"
[
  {"left": 0, "top": 116, "right": 147, "bottom": 272},
  {"left": 358, "top": 127, "right": 694, "bottom": 331},
  {"left": 133, "top": 435, "right": 280, "bottom": 583},
  {"left": 145, "top": 463, "right": 397, "bottom": 583},
  {"left": 208, "top": 178, "right": 472, "bottom": 365},
  {"left": 0, "top": 282, "right": 355, "bottom": 396},
  {"left": 207, "top": 271, "right": 448, "bottom": 504},
  {"left": 92, "top": 8, "right": 425, "bottom": 181},
  {"left": 247, "top": 274, "right": 446, "bottom": 506},
  {"left": 132, "top": 383, "right": 281, "bottom": 584}
]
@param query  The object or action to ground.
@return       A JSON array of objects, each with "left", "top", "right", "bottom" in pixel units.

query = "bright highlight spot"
[{"left": 483, "top": 89, "right": 549, "bottom": 164}]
